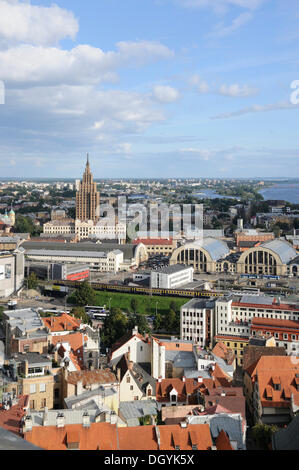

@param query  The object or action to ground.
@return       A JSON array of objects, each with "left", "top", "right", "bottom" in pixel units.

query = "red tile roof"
[
  {"left": 216, "top": 430, "right": 235, "bottom": 450},
  {"left": 0, "top": 396, "right": 29, "bottom": 436},
  {"left": 43, "top": 313, "right": 81, "bottom": 333},
  {"left": 66, "top": 369, "right": 117, "bottom": 386},
  {"left": 248, "top": 356, "right": 299, "bottom": 408},
  {"left": 133, "top": 238, "right": 173, "bottom": 246},
  {"left": 24, "top": 422, "right": 213, "bottom": 450}
]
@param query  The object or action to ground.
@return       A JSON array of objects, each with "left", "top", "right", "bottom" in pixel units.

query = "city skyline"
[{"left": 0, "top": 0, "right": 299, "bottom": 178}]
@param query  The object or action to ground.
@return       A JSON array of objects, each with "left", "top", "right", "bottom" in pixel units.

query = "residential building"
[
  {"left": 180, "top": 298, "right": 216, "bottom": 348},
  {"left": 11, "top": 353, "right": 55, "bottom": 411},
  {"left": 22, "top": 420, "right": 214, "bottom": 450},
  {"left": 250, "top": 317, "right": 299, "bottom": 356},
  {"left": 62, "top": 368, "right": 119, "bottom": 413},
  {"left": 244, "top": 356, "right": 299, "bottom": 426},
  {"left": 3, "top": 308, "right": 49, "bottom": 357},
  {"left": 115, "top": 353, "right": 156, "bottom": 402}
]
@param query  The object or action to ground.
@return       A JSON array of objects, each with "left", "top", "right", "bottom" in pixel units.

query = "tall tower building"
[{"left": 76, "top": 154, "right": 100, "bottom": 222}]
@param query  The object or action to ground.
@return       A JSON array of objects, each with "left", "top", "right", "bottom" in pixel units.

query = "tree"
[
  {"left": 71, "top": 307, "right": 91, "bottom": 325},
  {"left": 27, "top": 272, "right": 38, "bottom": 290},
  {"left": 128, "top": 313, "right": 150, "bottom": 336},
  {"left": 73, "top": 281, "right": 96, "bottom": 306},
  {"left": 100, "top": 308, "right": 128, "bottom": 347},
  {"left": 252, "top": 423, "right": 278, "bottom": 450},
  {"left": 154, "top": 313, "right": 163, "bottom": 331},
  {"left": 163, "top": 309, "right": 177, "bottom": 333},
  {"left": 130, "top": 298, "right": 138, "bottom": 314}
]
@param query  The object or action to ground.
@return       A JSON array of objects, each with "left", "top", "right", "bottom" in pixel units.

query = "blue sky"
[{"left": 0, "top": 0, "right": 299, "bottom": 178}]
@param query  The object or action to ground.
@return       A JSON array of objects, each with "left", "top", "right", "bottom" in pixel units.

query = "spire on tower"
[{"left": 86, "top": 153, "right": 90, "bottom": 167}]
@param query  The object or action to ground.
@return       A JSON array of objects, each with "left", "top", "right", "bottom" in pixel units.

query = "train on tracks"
[{"left": 50, "top": 280, "right": 224, "bottom": 299}]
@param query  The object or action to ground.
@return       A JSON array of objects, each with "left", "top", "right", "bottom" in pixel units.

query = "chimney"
[
  {"left": 197, "top": 377, "right": 203, "bottom": 383},
  {"left": 43, "top": 407, "right": 49, "bottom": 426},
  {"left": 182, "top": 376, "right": 186, "bottom": 382},
  {"left": 24, "top": 360, "right": 29, "bottom": 377},
  {"left": 76, "top": 380, "right": 83, "bottom": 396},
  {"left": 128, "top": 361, "right": 134, "bottom": 371},
  {"left": 117, "top": 368, "right": 121, "bottom": 383},
  {"left": 158, "top": 376, "right": 162, "bottom": 383},
  {"left": 180, "top": 420, "right": 187, "bottom": 428},
  {"left": 110, "top": 411, "right": 118, "bottom": 425},
  {"left": 56, "top": 413, "right": 65, "bottom": 428},
  {"left": 154, "top": 426, "right": 161, "bottom": 450},
  {"left": 23, "top": 415, "right": 33, "bottom": 433},
  {"left": 132, "top": 326, "right": 138, "bottom": 336},
  {"left": 82, "top": 411, "right": 90, "bottom": 428}
]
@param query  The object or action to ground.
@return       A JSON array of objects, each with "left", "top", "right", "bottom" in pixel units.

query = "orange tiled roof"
[
  {"left": 248, "top": 356, "right": 299, "bottom": 408},
  {"left": 0, "top": 395, "right": 29, "bottom": 436},
  {"left": 42, "top": 313, "right": 81, "bottom": 333},
  {"left": 216, "top": 430, "right": 235, "bottom": 450},
  {"left": 212, "top": 342, "right": 235, "bottom": 365},
  {"left": 24, "top": 422, "right": 212, "bottom": 451},
  {"left": 156, "top": 378, "right": 202, "bottom": 402},
  {"left": 52, "top": 332, "right": 85, "bottom": 370},
  {"left": 152, "top": 337, "right": 193, "bottom": 352}
]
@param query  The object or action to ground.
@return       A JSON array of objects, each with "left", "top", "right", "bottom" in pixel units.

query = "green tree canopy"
[
  {"left": 100, "top": 308, "right": 129, "bottom": 347},
  {"left": 27, "top": 272, "right": 38, "bottom": 290},
  {"left": 72, "top": 281, "right": 96, "bottom": 306}
]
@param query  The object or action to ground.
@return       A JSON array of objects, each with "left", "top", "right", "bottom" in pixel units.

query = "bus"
[{"left": 85, "top": 305, "right": 109, "bottom": 320}]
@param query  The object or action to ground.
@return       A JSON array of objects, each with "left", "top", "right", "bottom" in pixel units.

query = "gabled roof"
[
  {"left": 43, "top": 313, "right": 81, "bottom": 333},
  {"left": 0, "top": 395, "right": 29, "bottom": 436},
  {"left": 24, "top": 422, "right": 213, "bottom": 450},
  {"left": 247, "top": 356, "right": 299, "bottom": 408},
  {"left": 66, "top": 369, "right": 117, "bottom": 386}
]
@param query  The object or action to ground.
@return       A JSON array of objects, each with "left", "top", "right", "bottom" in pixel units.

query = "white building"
[
  {"left": 180, "top": 298, "right": 216, "bottom": 348},
  {"left": 150, "top": 264, "right": 194, "bottom": 289},
  {"left": 25, "top": 248, "right": 124, "bottom": 273},
  {"left": 43, "top": 218, "right": 126, "bottom": 242},
  {"left": 0, "top": 248, "right": 24, "bottom": 298}
]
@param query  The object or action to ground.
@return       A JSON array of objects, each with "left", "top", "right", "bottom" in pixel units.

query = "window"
[
  {"left": 126, "top": 376, "right": 130, "bottom": 383},
  {"left": 41, "top": 399, "right": 47, "bottom": 408},
  {"left": 39, "top": 383, "right": 46, "bottom": 393},
  {"left": 130, "top": 385, "right": 133, "bottom": 391},
  {"left": 30, "top": 384, "right": 36, "bottom": 394}
]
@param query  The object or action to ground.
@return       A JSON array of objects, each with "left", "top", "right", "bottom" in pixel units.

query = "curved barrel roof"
[{"left": 260, "top": 239, "right": 297, "bottom": 264}]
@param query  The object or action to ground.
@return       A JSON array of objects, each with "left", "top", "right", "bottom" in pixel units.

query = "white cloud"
[
  {"left": 0, "top": 41, "right": 174, "bottom": 86},
  {"left": 0, "top": 0, "right": 79, "bottom": 46},
  {"left": 189, "top": 75, "right": 257, "bottom": 97},
  {"left": 208, "top": 12, "right": 253, "bottom": 38},
  {"left": 218, "top": 83, "right": 258, "bottom": 97},
  {"left": 152, "top": 85, "right": 180, "bottom": 102},
  {"left": 211, "top": 101, "right": 299, "bottom": 119},
  {"left": 180, "top": 148, "right": 213, "bottom": 160},
  {"left": 176, "top": 0, "right": 266, "bottom": 13},
  {"left": 189, "top": 75, "right": 210, "bottom": 93}
]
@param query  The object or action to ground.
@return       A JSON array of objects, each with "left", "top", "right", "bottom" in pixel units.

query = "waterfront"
[{"left": 259, "top": 183, "right": 299, "bottom": 204}]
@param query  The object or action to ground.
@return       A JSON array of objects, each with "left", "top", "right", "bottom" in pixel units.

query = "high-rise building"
[{"left": 76, "top": 154, "right": 100, "bottom": 222}]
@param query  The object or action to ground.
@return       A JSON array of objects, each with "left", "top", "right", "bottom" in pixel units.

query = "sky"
[{"left": 0, "top": 0, "right": 299, "bottom": 179}]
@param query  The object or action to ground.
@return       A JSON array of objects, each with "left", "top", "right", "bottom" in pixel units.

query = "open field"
[{"left": 93, "top": 291, "right": 187, "bottom": 315}]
